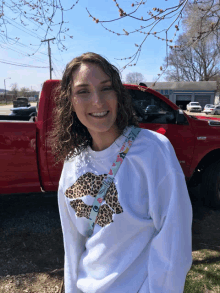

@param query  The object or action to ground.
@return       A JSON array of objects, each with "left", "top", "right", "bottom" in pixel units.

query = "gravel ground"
[
  {"left": 0, "top": 192, "right": 61, "bottom": 236},
  {"left": 0, "top": 192, "right": 64, "bottom": 293}
]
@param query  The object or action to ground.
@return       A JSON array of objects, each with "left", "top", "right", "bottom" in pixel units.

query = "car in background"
[
  {"left": 203, "top": 104, "right": 215, "bottom": 115},
  {"left": 186, "top": 102, "right": 202, "bottom": 112},
  {"left": 13, "top": 97, "right": 30, "bottom": 108},
  {"left": 10, "top": 106, "right": 37, "bottom": 117},
  {"left": 145, "top": 105, "right": 160, "bottom": 113},
  {"left": 210, "top": 105, "right": 220, "bottom": 115}
]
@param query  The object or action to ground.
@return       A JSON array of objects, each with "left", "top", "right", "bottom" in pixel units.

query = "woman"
[{"left": 49, "top": 52, "right": 192, "bottom": 293}]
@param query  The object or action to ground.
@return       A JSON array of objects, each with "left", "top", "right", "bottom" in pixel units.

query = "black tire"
[
  {"left": 214, "top": 111, "right": 218, "bottom": 115},
  {"left": 200, "top": 160, "right": 220, "bottom": 209}
]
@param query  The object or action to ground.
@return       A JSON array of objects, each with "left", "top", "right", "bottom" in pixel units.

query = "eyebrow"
[{"left": 75, "top": 79, "right": 111, "bottom": 88}]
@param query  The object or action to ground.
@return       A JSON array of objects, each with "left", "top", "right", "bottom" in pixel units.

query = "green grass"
[{"left": 184, "top": 249, "right": 220, "bottom": 292}]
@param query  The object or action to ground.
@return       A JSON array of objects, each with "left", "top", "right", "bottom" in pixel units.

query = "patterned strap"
[{"left": 87, "top": 126, "right": 141, "bottom": 237}]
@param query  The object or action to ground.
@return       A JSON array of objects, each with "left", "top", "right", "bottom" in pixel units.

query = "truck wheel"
[{"left": 201, "top": 160, "right": 220, "bottom": 209}]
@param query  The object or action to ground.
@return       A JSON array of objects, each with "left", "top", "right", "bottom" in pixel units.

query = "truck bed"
[{"left": 0, "top": 115, "right": 35, "bottom": 121}]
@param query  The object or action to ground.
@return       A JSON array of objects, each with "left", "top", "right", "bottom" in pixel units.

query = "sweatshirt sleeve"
[
  {"left": 147, "top": 169, "right": 193, "bottom": 293},
  {"left": 58, "top": 184, "right": 86, "bottom": 293}
]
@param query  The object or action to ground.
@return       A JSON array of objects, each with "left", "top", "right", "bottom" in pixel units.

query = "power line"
[
  {"left": 51, "top": 61, "right": 58, "bottom": 78},
  {"left": 1, "top": 5, "right": 69, "bottom": 69},
  {"left": 4, "top": 0, "right": 56, "bottom": 39},
  {"left": 51, "top": 54, "right": 64, "bottom": 75},
  {"left": 0, "top": 33, "right": 65, "bottom": 65},
  {"left": 51, "top": 60, "right": 63, "bottom": 78},
  {"left": 3, "top": 3, "right": 74, "bottom": 51},
  {"left": 0, "top": 59, "right": 48, "bottom": 68},
  {"left": 4, "top": 16, "right": 43, "bottom": 41},
  {"left": 0, "top": 43, "right": 48, "bottom": 64}
]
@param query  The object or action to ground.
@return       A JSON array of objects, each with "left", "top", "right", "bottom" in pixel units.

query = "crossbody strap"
[{"left": 87, "top": 126, "right": 141, "bottom": 237}]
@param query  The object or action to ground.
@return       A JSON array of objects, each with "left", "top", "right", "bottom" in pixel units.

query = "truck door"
[{"left": 129, "top": 89, "right": 195, "bottom": 178}]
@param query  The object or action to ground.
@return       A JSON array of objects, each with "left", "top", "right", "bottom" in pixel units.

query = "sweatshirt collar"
[{"left": 86, "top": 126, "right": 132, "bottom": 160}]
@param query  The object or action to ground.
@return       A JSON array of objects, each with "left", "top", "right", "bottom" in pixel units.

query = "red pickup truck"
[{"left": 1, "top": 80, "right": 220, "bottom": 208}]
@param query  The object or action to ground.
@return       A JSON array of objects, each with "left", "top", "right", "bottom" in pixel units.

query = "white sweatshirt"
[{"left": 58, "top": 126, "right": 193, "bottom": 293}]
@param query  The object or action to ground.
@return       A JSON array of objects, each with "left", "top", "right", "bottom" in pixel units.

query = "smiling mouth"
[{"left": 89, "top": 111, "right": 109, "bottom": 117}]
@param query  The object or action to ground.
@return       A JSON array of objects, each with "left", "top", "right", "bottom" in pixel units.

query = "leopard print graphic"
[{"left": 65, "top": 172, "right": 123, "bottom": 227}]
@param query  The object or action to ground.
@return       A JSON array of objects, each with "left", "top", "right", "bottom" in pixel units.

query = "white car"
[
  {"left": 203, "top": 104, "right": 215, "bottom": 115},
  {"left": 186, "top": 102, "right": 202, "bottom": 112},
  {"left": 210, "top": 105, "right": 220, "bottom": 115}
]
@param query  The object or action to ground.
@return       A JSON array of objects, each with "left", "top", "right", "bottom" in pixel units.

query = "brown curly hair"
[{"left": 48, "top": 52, "right": 139, "bottom": 164}]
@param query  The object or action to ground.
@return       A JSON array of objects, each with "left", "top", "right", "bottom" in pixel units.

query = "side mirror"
[{"left": 175, "top": 109, "right": 188, "bottom": 125}]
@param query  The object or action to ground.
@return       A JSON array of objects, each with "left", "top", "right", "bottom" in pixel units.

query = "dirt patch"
[{"left": 0, "top": 190, "right": 220, "bottom": 292}]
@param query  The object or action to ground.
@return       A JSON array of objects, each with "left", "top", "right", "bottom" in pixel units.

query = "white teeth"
[{"left": 90, "top": 111, "right": 108, "bottom": 117}]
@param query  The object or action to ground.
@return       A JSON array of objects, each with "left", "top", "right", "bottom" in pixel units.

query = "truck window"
[{"left": 128, "top": 89, "right": 175, "bottom": 124}]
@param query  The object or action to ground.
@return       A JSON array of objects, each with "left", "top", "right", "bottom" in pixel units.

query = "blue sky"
[{"left": 0, "top": 0, "right": 181, "bottom": 91}]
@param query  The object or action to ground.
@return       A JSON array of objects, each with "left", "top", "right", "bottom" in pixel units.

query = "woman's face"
[{"left": 71, "top": 62, "right": 119, "bottom": 138}]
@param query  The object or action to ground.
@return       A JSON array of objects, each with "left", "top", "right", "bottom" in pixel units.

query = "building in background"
[
  {"left": 143, "top": 81, "right": 217, "bottom": 110},
  {"left": 0, "top": 89, "right": 39, "bottom": 103},
  {"left": 0, "top": 92, "right": 14, "bottom": 102},
  {"left": 209, "top": 75, "right": 220, "bottom": 106}
]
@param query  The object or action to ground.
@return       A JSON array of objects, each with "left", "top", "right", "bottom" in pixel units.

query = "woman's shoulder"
[
  {"left": 133, "top": 128, "right": 182, "bottom": 173},
  {"left": 139, "top": 127, "right": 169, "bottom": 142},
  {"left": 136, "top": 128, "right": 172, "bottom": 153}
]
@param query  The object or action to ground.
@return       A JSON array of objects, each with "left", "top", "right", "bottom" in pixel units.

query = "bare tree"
[
  {"left": 125, "top": 72, "right": 144, "bottom": 84},
  {"left": 164, "top": 1, "right": 220, "bottom": 82},
  {"left": 0, "top": 1, "right": 78, "bottom": 53},
  {"left": 10, "top": 83, "right": 19, "bottom": 97},
  {"left": 164, "top": 33, "right": 220, "bottom": 81},
  {"left": 88, "top": 0, "right": 220, "bottom": 72},
  {"left": 182, "top": 1, "right": 220, "bottom": 48},
  {"left": 19, "top": 87, "right": 30, "bottom": 97},
  {"left": 1, "top": 0, "right": 220, "bottom": 75}
]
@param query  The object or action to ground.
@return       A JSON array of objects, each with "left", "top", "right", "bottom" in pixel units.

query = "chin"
[{"left": 87, "top": 122, "right": 118, "bottom": 135}]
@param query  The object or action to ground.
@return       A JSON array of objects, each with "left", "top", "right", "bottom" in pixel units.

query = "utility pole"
[
  {"left": 4, "top": 77, "right": 11, "bottom": 105},
  {"left": 41, "top": 38, "right": 55, "bottom": 79}
]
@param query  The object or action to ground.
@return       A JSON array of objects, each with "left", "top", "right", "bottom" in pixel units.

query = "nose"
[{"left": 91, "top": 91, "right": 104, "bottom": 107}]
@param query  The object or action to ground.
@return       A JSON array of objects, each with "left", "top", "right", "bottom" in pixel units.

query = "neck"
[{"left": 90, "top": 126, "right": 121, "bottom": 151}]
